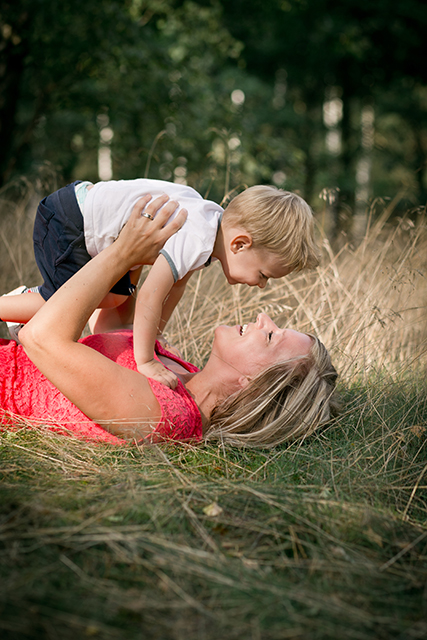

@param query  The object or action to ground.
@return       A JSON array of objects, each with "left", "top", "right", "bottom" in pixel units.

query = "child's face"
[{"left": 223, "top": 239, "right": 291, "bottom": 288}]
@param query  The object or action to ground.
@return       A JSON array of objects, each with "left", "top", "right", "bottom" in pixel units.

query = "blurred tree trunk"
[
  {"left": 412, "top": 123, "right": 427, "bottom": 206},
  {"left": 301, "top": 100, "right": 320, "bottom": 204},
  {"left": 331, "top": 82, "right": 356, "bottom": 242},
  {"left": 0, "top": 11, "right": 29, "bottom": 188}
]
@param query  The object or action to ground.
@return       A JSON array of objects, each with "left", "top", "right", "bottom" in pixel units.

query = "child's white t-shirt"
[{"left": 83, "top": 179, "right": 223, "bottom": 282}]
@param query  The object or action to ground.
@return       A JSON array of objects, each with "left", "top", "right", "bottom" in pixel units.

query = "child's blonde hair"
[{"left": 223, "top": 185, "right": 320, "bottom": 271}]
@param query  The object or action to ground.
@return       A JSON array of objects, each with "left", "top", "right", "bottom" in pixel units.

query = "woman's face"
[{"left": 213, "top": 313, "right": 313, "bottom": 380}]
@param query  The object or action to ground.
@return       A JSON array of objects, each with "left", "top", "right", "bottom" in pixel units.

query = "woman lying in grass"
[{"left": 0, "top": 196, "right": 338, "bottom": 448}]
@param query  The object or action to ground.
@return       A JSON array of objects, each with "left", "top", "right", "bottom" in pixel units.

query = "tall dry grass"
[
  {"left": 0, "top": 170, "right": 60, "bottom": 328},
  {"left": 1, "top": 179, "right": 427, "bottom": 639},
  {"left": 1, "top": 177, "right": 426, "bottom": 382},
  {"left": 166, "top": 200, "right": 427, "bottom": 384}
]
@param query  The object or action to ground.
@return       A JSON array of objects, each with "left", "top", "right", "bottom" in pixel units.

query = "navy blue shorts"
[{"left": 33, "top": 181, "right": 134, "bottom": 301}]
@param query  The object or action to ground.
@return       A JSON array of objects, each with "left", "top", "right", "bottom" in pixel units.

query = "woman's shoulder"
[
  {"left": 81, "top": 329, "right": 136, "bottom": 367},
  {"left": 80, "top": 331, "right": 202, "bottom": 442},
  {"left": 80, "top": 330, "right": 199, "bottom": 373}
]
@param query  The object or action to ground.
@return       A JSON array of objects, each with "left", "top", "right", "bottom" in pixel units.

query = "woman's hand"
[{"left": 115, "top": 194, "right": 187, "bottom": 268}]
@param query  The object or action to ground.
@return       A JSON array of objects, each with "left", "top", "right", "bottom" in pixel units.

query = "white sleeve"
[{"left": 159, "top": 206, "right": 222, "bottom": 282}]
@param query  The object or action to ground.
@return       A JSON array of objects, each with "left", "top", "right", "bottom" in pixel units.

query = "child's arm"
[
  {"left": 155, "top": 271, "right": 193, "bottom": 357},
  {"left": 133, "top": 254, "right": 178, "bottom": 388}
]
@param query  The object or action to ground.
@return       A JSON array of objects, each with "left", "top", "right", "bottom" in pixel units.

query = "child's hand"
[{"left": 137, "top": 359, "right": 178, "bottom": 389}]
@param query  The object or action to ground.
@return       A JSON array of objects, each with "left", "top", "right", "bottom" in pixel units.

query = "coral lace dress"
[{"left": 0, "top": 330, "right": 202, "bottom": 444}]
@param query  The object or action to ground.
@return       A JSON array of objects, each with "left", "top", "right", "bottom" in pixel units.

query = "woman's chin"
[{"left": 211, "top": 324, "right": 231, "bottom": 348}]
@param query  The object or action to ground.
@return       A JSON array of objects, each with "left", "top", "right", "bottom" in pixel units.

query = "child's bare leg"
[
  {"left": 0, "top": 291, "right": 45, "bottom": 323},
  {"left": 97, "top": 292, "right": 130, "bottom": 309},
  {"left": 89, "top": 267, "right": 142, "bottom": 333},
  {"left": 89, "top": 296, "right": 136, "bottom": 333}
]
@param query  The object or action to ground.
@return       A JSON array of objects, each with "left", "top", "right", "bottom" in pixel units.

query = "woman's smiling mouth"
[{"left": 239, "top": 324, "right": 248, "bottom": 336}]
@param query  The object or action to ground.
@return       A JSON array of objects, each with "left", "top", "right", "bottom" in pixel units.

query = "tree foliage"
[
  {"left": 216, "top": 0, "right": 427, "bottom": 215},
  {"left": 0, "top": 0, "right": 426, "bottom": 226}
]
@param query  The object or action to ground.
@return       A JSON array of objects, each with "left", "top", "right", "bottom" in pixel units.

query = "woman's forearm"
[{"left": 28, "top": 242, "right": 127, "bottom": 344}]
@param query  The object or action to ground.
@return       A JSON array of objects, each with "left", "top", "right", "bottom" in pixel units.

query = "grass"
[
  {"left": 0, "top": 180, "right": 427, "bottom": 638},
  {"left": 2, "top": 409, "right": 427, "bottom": 639}
]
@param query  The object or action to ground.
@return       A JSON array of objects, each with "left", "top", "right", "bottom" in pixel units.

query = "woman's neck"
[
  {"left": 185, "top": 369, "right": 222, "bottom": 429},
  {"left": 159, "top": 351, "right": 231, "bottom": 431}
]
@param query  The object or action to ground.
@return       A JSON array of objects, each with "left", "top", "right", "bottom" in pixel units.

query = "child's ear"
[{"left": 230, "top": 233, "right": 253, "bottom": 254}]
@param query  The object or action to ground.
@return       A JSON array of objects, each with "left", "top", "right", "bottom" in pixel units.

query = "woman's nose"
[{"left": 256, "top": 313, "right": 278, "bottom": 330}]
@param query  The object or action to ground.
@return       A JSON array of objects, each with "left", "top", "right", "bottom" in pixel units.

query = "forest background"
[
  {"left": 1, "top": 0, "right": 426, "bottom": 238},
  {"left": 1, "top": 2, "right": 427, "bottom": 639}
]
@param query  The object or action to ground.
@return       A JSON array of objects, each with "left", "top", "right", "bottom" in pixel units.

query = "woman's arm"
[{"left": 19, "top": 196, "right": 187, "bottom": 440}]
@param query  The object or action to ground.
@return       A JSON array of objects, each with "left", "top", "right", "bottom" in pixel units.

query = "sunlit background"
[{"left": 1, "top": 0, "right": 426, "bottom": 242}]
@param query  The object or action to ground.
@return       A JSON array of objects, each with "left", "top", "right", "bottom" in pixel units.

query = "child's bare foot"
[
  {"left": 1, "top": 285, "right": 28, "bottom": 342},
  {"left": 1, "top": 285, "right": 41, "bottom": 342}
]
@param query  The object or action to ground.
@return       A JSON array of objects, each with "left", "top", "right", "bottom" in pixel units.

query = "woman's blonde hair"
[
  {"left": 223, "top": 185, "right": 320, "bottom": 271},
  {"left": 204, "top": 336, "right": 338, "bottom": 448}
]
